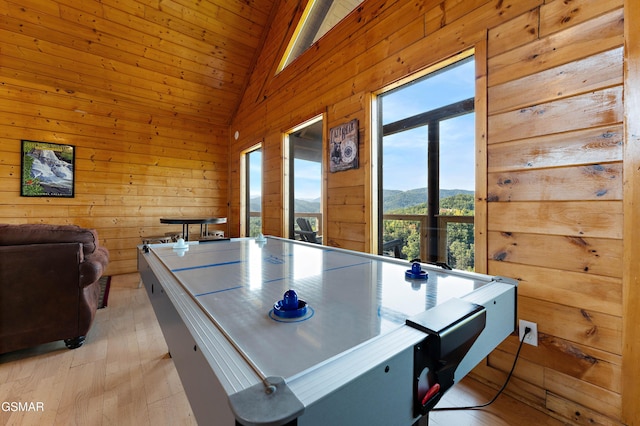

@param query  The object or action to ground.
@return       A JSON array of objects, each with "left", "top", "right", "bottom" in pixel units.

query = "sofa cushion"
[{"left": 0, "top": 224, "right": 98, "bottom": 255}]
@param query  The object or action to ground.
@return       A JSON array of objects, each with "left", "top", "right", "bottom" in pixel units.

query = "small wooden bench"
[{"left": 141, "top": 236, "right": 172, "bottom": 244}]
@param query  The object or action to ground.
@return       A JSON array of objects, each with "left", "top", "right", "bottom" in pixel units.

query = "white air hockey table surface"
[{"left": 138, "top": 237, "right": 517, "bottom": 426}]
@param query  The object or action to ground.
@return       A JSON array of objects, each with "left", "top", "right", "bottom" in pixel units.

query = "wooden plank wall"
[
  {"left": 485, "top": 2, "right": 626, "bottom": 424},
  {"left": 0, "top": 0, "right": 231, "bottom": 275},
  {"left": 622, "top": 0, "right": 640, "bottom": 422},
  {"left": 230, "top": 0, "right": 632, "bottom": 424}
]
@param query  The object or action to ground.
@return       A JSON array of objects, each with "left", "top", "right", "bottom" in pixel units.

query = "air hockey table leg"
[{"left": 413, "top": 415, "right": 429, "bottom": 426}]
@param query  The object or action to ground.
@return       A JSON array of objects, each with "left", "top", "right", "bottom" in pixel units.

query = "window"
[
  {"left": 277, "top": 0, "right": 364, "bottom": 72},
  {"left": 285, "top": 116, "right": 323, "bottom": 243},
  {"left": 241, "top": 145, "right": 262, "bottom": 237},
  {"left": 377, "top": 54, "right": 476, "bottom": 270}
]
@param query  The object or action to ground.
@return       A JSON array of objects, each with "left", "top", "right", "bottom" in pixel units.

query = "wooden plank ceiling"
[
  {"left": 1, "top": 0, "right": 278, "bottom": 127},
  {"left": 135, "top": 0, "right": 279, "bottom": 126}
]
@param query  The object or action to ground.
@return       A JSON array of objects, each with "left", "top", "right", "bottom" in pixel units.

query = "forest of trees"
[
  {"left": 248, "top": 191, "right": 475, "bottom": 271},
  {"left": 248, "top": 217, "right": 262, "bottom": 237},
  {"left": 383, "top": 193, "right": 475, "bottom": 271}
]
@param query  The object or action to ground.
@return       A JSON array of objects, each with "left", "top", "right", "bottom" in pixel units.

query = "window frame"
[
  {"left": 283, "top": 114, "right": 326, "bottom": 241},
  {"left": 371, "top": 47, "right": 487, "bottom": 272},
  {"left": 240, "top": 143, "right": 263, "bottom": 238},
  {"left": 277, "top": 0, "right": 364, "bottom": 73}
]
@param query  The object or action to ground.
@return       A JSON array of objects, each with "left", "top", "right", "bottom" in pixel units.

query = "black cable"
[{"left": 431, "top": 327, "right": 531, "bottom": 411}]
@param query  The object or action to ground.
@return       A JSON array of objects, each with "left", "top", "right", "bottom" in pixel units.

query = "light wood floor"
[{"left": 0, "top": 274, "right": 566, "bottom": 426}]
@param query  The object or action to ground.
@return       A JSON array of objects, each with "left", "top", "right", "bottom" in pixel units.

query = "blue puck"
[
  {"left": 272, "top": 290, "right": 308, "bottom": 319},
  {"left": 405, "top": 262, "right": 428, "bottom": 280}
]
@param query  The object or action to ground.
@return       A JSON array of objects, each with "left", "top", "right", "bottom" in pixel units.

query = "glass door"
[
  {"left": 287, "top": 117, "right": 323, "bottom": 244},
  {"left": 242, "top": 146, "right": 262, "bottom": 237},
  {"left": 377, "top": 55, "right": 476, "bottom": 270}
]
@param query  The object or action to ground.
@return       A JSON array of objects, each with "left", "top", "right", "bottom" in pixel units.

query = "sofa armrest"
[
  {"left": 0, "top": 243, "right": 82, "bottom": 354},
  {"left": 0, "top": 224, "right": 99, "bottom": 254},
  {"left": 79, "top": 246, "right": 110, "bottom": 287}
]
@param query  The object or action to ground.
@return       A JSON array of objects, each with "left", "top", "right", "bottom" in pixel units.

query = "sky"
[
  {"left": 249, "top": 57, "right": 476, "bottom": 200},
  {"left": 381, "top": 57, "right": 476, "bottom": 193}
]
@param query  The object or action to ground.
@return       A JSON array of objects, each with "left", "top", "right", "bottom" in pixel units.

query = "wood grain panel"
[
  {"left": 497, "top": 332, "right": 622, "bottom": 393},
  {"left": 327, "top": 186, "right": 366, "bottom": 206},
  {"left": 488, "top": 163, "right": 622, "bottom": 202},
  {"left": 487, "top": 8, "right": 539, "bottom": 58},
  {"left": 443, "top": 0, "right": 492, "bottom": 24},
  {"left": 326, "top": 204, "right": 366, "bottom": 225},
  {"left": 540, "top": 0, "right": 623, "bottom": 37},
  {"left": 545, "top": 393, "right": 621, "bottom": 426},
  {"left": 488, "top": 231, "right": 622, "bottom": 278},
  {"left": 488, "top": 125, "right": 623, "bottom": 173},
  {"left": 488, "top": 201, "right": 623, "bottom": 239},
  {"left": 139, "top": 0, "right": 268, "bottom": 49},
  {"left": 489, "top": 86, "right": 623, "bottom": 145},
  {"left": 326, "top": 221, "right": 366, "bottom": 242},
  {"left": 545, "top": 370, "right": 621, "bottom": 420},
  {"left": 424, "top": 2, "right": 445, "bottom": 36},
  {"left": 0, "top": 79, "right": 228, "bottom": 142},
  {"left": 517, "top": 296, "right": 621, "bottom": 354},
  {"left": 488, "top": 260, "right": 621, "bottom": 316},
  {"left": 488, "top": 8, "right": 623, "bottom": 87},
  {"left": 622, "top": 0, "right": 640, "bottom": 422},
  {"left": 488, "top": 47, "right": 623, "bottom": 115},
  {"left": 0, "top": 41, "right": 233, "bottom": 119}
]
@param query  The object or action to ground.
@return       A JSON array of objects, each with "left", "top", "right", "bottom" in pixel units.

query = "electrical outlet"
[{"left": 519, "top": 320, "right": 538, "bottom": 347}]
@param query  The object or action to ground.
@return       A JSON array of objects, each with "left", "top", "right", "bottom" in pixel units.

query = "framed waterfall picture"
[
  {"left": 21, "top": 140, "right": 75, "bottom": 197},
  {"left": 329, "top": 119, "right": 359, "bottom": 173}
]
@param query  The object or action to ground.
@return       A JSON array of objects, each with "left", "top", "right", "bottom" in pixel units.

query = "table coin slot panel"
[{"left": 407, "top": 298, "right": 486, "bottom": 416}]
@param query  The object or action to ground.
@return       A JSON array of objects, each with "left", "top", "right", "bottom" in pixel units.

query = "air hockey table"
[{"left": 137, "top": 236, "right": 517, "bottom": 426}]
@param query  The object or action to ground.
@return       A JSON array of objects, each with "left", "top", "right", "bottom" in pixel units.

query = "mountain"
[
  {"left": 295, "top": 199, "right": 321, "bottom": 213},
  {"left": 249, "top": 197, "right": 262, "bottom": 212},
  {"left": 249, "top": 188, "right": 473, "bottom": 213},
  {"left": 249, "top": 197, "right": 321, "bottom": 213},
  {"left": 383, "top": 187, "right": 473, "bottom": 211}
]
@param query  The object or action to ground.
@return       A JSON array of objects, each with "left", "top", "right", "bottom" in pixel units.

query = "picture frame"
[
  {"left": 329, "top": 119, "right": 359, "bottom": 173},
  {"left": 21, "top": 140, "right": 75, "bottom": 198}
]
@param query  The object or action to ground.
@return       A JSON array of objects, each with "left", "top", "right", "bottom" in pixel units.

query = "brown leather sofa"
[{"left": 0, "top": 224, "right": 109, "bottom": 354}]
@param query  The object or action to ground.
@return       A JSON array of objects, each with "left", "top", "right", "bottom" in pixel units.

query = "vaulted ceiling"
[
  {"left": 150, "top": 0, "right": 279, "bottom": 126},
  {"left": 1, "top": 0, "right": 279, "bottom": 127},
  {"left": 2, "top": 0, "right": 371, "bottom": 128},
  {"left": 141, "top": 0, "right": 361, "bottom": 126}
]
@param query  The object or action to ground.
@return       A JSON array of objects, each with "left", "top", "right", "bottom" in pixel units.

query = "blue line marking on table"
[
  {"left": 172, "top": 260, "right": 242, "bottom": 272},
  {"left": 324, "top": 260, "right": 372, "bottom": 272},
  {"left": 194, "top": 286, "right": 244, "bottom": 298}
]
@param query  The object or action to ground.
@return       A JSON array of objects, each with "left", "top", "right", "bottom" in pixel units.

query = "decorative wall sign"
[
  {"left": 21, "top": 140, "right": 75, "bottom": 197},
  {"left": 329, "top": 119, "right": 359, "bottom": 173}
]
